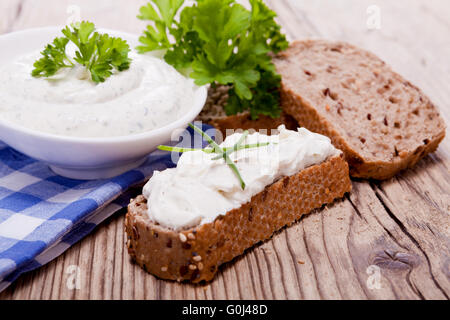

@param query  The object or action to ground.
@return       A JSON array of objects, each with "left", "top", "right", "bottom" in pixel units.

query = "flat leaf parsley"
[
  {"left": 32, "top": 21, "right": 131, "bottom": 83},
  {"left": 137, "top": 0, "right": 289, "bottom": 119}
]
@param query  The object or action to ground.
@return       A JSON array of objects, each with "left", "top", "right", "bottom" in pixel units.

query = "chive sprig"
[{"left": 157, "top": 124, "right": 272, "bottom": 190}]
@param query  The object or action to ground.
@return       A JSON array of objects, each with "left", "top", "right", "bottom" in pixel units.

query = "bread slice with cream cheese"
[{"left": 125, "top": 127, "right": 351, "bottom": 282}]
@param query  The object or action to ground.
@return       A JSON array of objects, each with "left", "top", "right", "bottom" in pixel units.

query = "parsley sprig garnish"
[
  {"left": 137, "top": 0, "right": 289, "bottom": 119},
  {"left": 158, "top": 123, "right": 271, "bottom": 190},
  {"left": 32, "top": 21, "right": 132, "bottom": 83}
]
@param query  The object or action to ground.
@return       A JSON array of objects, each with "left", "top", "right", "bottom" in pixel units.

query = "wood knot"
[{"left": 372, "top": 249, "right": 419, "bottom": 270}]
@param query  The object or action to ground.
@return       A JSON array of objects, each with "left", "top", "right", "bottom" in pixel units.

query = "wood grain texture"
[{"left": 0, "top": 0, "right": 449, "bottom": 300}]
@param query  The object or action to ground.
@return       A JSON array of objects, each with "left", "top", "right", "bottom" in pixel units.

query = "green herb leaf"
[
  {"left": 158, "top": 142, "right": 270, "bottom": 155},
  {"left": 136, "top": 0, "right": 184, "bottom": 53},
  {"left": 32, "top": 21, "right": 131, "bottom": 83},
  {"left": 31, "top": 37, "right": 73, "bottom": 78},
  {"left": 211, "top": 130, "right": 249, "bottom": 160},
  {"left": 188, "top": 123, "right": 246, "bottom": 190},
  {"left": 158, "top": 124, "right": 272, "bottom": 190},
  {"left": 157, "top": 146, "right": 204, "bottom": 153},
  {"left": 137, "top": 0, "right": 289, "bottom": 119},
  {"left": 188, "top": 123, "right": 223, "bottom": 154},
  {"left": 226, "top": 68, "right": 282, "bottom": 119}
]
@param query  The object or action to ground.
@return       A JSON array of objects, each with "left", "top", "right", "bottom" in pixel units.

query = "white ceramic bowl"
[{"left": 0, "top": 27, "right": 207, "bottom": 180}]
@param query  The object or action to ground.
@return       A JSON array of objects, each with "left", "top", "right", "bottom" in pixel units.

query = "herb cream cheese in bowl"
[{"left": 0, "top": 26, "right": 207, "bottom": 179}]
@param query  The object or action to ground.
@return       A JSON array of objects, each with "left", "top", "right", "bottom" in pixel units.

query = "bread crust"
[
  {"left": 280, "top": 87, "right": 445, "bottom": 180},
  {"left": 209, "top": 111, "right": 298, "bottom": 137},
  {"left": 125, "top": 154, "right": 351, "bottom": 283},
  {"left": 275, "top": 40, "right": 446, "bottom": 180},
  {"left": 195, "top": 85, "right": 298, "bottom": 137}
]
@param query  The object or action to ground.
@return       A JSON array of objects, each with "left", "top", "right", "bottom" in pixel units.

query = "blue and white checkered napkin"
[{"left": 0, "top": 124, "right": 213, "bottom": 292}]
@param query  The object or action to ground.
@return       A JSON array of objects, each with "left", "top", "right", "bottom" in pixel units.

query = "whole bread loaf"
[
  {"left": 275, "top": 40, "right": 446, "bottom": 180},
  {"left": 125, "top": 154, "right": 351, "bottom": 283}
]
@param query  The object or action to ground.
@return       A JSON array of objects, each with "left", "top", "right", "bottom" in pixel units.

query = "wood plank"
[
  {"left": 267, "top": 0, "right": 450, "bottom": 300},
  {"left": 350, "top": 182, "right": 448, "bottom": 299},
  {"left": 0, "top": 0, "right": 23, "bottom": 34},
  {"left": 0, "top": 0, "right": 449, "bottom": 300},
  {"left": 7, "top": 0, "right": 148, "bottom": 34}
]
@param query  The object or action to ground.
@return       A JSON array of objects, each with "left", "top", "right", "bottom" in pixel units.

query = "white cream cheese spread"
[
  {"left": 143, "top": 125, "right": 340, "bottom": 230},
  {"left": 0, "top": 51, "right": 196, "bottom": 137}
]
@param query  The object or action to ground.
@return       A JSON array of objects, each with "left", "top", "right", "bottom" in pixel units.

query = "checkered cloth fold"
[{"left": 0, "top": 123, "right": 213, "bottom": 292}]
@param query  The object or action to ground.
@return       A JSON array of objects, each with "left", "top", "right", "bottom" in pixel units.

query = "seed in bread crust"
[
  {"left": 132, "top": 226, "right": 139, "bottom": 239},
  {"left": 193, "top": 255, "right": 202, "bottom": 262},
  {"left": 189, "top": 264, "right": 197, "bottom": 270},
  {"left": 198, "top": 262, "right": 204, "bottom": 271},
  {"left": 187, "top": 233, "right": 196, "bottom": 240},
  {"left": 179, "top": 233, "right": 187, "bottom": 242},
  {"left": 161, "top": 266, "right": 168, "bottom": 272},
  {"left": 336, "top": 103, "right": 343, "bottom": 115}
]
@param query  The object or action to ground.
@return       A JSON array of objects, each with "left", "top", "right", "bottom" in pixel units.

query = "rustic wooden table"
[{"left": 0, "top": 0, "right": 449, "bottom": 300}]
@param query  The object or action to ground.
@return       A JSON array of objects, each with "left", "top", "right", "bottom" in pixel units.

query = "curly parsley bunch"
[{"left": 32, "top": 21, "right": 131, "bottom": 83}]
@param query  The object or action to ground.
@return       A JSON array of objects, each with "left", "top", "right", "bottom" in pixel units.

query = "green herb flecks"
[
  {"left": 157, "top": 123, "right": 271, "bottom": 190},
  {"left": 32, "top": 21, "right": 131, "bottom": 83}
]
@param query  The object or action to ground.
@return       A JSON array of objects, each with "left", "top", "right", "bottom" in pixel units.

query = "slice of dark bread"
[
  {"left": 196, "top": 86, "right": 298, "bottom": 136},
  {"left": 275, "top": 40, "right": 446, "bottom": 180},
  {"left": 125, "top": 154, "right": 351, "bottom": 283}
]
